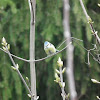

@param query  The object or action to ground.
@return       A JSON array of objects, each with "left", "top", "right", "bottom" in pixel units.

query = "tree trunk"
[
  {"left": 29, "top": 0, "right": 37, "bottom": 100},
  {"left": 63, "top": 0, "right": 77, "bottom": 100}
]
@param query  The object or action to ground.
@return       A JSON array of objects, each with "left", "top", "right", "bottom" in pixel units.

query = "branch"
[
  {"left": 28, "top": 0, "right": 37, "bottom": 100},
  {"left": 55, "top": 58, "right": 69, "bottom": 100},
  {"left": 79, "top": 0, "right": 100, "bottom": 44},
  {"left": 73, "top": 40, "right": 100, "bottom": 64},
  {"left": 34, "top": 42, "right": 72, "bottom": 62},
  {"left": 0, "top": 42, "right": 72, "bottom": 63},
  {"left": 57, "top": 37, "right": 83, "bottom": 49},
  {"left": 58, "top": 38, "right": 100, "bottom": 64},
  {"left": 59, "top": 66, "right": 66, "bottom": 100},
  {"left": 1, "top": 39, "right": 99, "bottom": 64},
  {"left": 28, "top": 0, "right": 35, "bottom": 24},
  {"left": 0, "top": 36, "right": 83, "bottom": 63},
  {"left": 1, "top": 43, "right": 34, "bottom": 99},
  {"left": 0, "top": 47, "right": 30, "bottom": 62}
]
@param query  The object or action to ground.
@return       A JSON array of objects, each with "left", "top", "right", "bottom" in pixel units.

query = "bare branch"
[
  {"left": 0, "top": 47, "right": 30, "bottom": 62},
  {"left": 74, "top": 40, "right": 100, "bottom": 64},
  {"left": 28, "top": 0, "right": 35, "bottom": 24},
  {"left": 34, "top": 42, "right": 72, "bottom": 62},
  {"left": 1, "top": 39, "right": 100, "bottom": 64},
  {"left": 79, "top": 0, "right": 100, "bottom": 44},
  {"left": 4, "top": 46, "right": 34, "bottom": 99},
  {"left": 57, "top": 37, "right": 83, "bottom": 49},
  {"left": 0, "top": 42, "right": 72, "bottom": 63},
  {"left": 0, "top": 37, "right": 83, "bottom": 63}
]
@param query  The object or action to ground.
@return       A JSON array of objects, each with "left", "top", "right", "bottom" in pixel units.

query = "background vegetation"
[{"left": 0, "top": 0, "right": 100, "bottom": 100}]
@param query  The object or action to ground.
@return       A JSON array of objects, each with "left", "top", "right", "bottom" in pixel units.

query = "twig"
[
  {"left": 57, "top": 37, "right": 83, "bottom": 49},
  {"left": 86, "top": 47, "right": 96, "bottom": 65},
  {"left": 0, "top": 42, "right": 72, "bottom": 63},
  {"left": 5, "top": 46, "right": 34, "bottom": 99},
  {"left": 59, "top": 67, "right": 65, "bottom": 100},
  {"left": 1, "top": 40, "right": 100, "bottom": 64},
  {"left": 73, "top": 40, "right": 100, "bottom": 64},
  {"left": 34, "top": 42, "right": 72, "bottom": 62},
  {"left": 85, "top": 50, "right": 90, "bottom": 65},
  {"left": 79, "top": 0, "right": 100, "bottom": 44},
  {"left": 55, "top": 58, "right": 69, "bottom": 100},
  {"left": 28, "top": 0, "right": 35, "bottom": 24},
  {"left": 0, "top": 48, "right": 30, "bottom": 62},
  {"left": 0, "top": 37, "right": 83, "bottom": 63}
]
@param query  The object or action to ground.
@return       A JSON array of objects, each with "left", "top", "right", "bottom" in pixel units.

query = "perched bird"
[{"left": 44, "top": 41, "right": 58, "bottom": 55}]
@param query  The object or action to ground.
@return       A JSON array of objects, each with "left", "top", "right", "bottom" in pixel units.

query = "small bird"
[{"left": 44, "top": 41, "right": 58, "bottom": 55}]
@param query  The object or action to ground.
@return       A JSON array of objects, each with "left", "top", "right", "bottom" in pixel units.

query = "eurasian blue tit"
[{"left": 44, "top": 41, "right": 58, "bottom": 55}]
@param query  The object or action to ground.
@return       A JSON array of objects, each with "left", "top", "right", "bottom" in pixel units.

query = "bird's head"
[{"left": 44, "top": 41, "right": 50, "bottom": 47}]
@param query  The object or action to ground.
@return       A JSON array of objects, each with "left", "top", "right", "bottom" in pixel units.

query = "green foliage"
[{"left": 0, "top": 0, "right": 100, "bottom": 100}]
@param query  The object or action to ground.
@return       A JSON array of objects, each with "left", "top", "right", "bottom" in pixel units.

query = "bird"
[{"left": 44, "top": 41, "right": 59, "bottom": 55}]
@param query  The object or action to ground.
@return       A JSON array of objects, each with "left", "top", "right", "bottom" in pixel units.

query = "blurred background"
[{"left": 0, "top": 0, "right": 100, "bottom": 100}]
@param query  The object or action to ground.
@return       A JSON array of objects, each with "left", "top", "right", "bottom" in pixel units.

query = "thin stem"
[
  {"left": 57, "top": 37, "right": 83, "bottom": 49},
  {"left": 34, "top": 42, "right": 72, "bottom": 62},
  {"left": 73, "top": 40, "right": 100, "bottom": 64},
  {"left": 79, "top": 0, "right": 100, "bottom": 44},
  {"left": 0, "top": 43, "right": 71, "bottom": 63},
  {"left": 1, "top": 40, "right": 99, "bottom": 64},
  {"left": 59, "top": 67, "right": 65, "bottom": 100},
  {"left": 79, "top": 0, "right": 88, "bottom": 19},
  {"left": 5, "top": 47, "right": 34, "bottom": 98},
  {"left": 0, "top": 48, "right": 30, "bottom": 62},
  {"left": 0, "top": 37, "right": 81, "bottom": 63}
]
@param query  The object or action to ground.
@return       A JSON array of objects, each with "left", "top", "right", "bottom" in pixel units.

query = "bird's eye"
[{"left": 46, "top": 44, "right": 49, "bottom": 47}]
